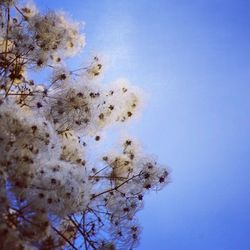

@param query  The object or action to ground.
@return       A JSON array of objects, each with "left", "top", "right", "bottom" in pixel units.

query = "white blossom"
[
  {"left": 28, "top": 11, "right": 85, "bottom": 65},
  {"left": 25, "top": 160, "right": 90, "bottom": 216}
]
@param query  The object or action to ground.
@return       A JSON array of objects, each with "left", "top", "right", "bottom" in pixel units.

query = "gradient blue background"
[{"left": 35, "top": 1, "right": 250, "bottom": 249}]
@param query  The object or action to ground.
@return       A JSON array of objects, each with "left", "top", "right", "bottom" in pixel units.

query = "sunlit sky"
[{"left": 35, "top": 1, "right": 250, "bottom": 249}]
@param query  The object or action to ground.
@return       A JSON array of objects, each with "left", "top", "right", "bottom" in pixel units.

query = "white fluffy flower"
[
  {"left": 25, "top": 160, "right": 90, "bottom": 216},
  {"left": 46, "top": 78, "right": 100, "bottom": 134},
  {"left": 28, "top": 11, "right": 85, "bottom": 65},
  {"left": 59, "top": 130, "right": 85, "bottom": 165},
  {"left": 93, "top": 79, "right": 143, "bottom": 130},
  {"left": 0, "top": 100, "right": 60, "bottom": 190}
]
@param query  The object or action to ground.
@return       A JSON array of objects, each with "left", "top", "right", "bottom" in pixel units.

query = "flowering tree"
[{"left": 0, "top": 0, "right": 170, "bottom": 249}]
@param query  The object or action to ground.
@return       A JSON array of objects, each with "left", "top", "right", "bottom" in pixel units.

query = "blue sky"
[{"left": 35, "top": 1, "right": 250, "bottom": 249}]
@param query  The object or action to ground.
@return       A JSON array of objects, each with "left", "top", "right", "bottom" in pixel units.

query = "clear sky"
[{"left": 35, "top": 0, "right": 250, "bottom": 249}]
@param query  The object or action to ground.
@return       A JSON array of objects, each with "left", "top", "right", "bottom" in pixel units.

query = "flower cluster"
[
  {"left": 0, "top": 1, "right": 170, "bottom": 249},
  {"left": 28, "top": 11, "right": 84, "bottom": 65}
]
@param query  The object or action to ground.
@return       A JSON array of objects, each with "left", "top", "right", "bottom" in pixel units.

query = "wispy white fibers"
[{"left": 0, "top": 1, "right": 169, "bottom": 249}]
